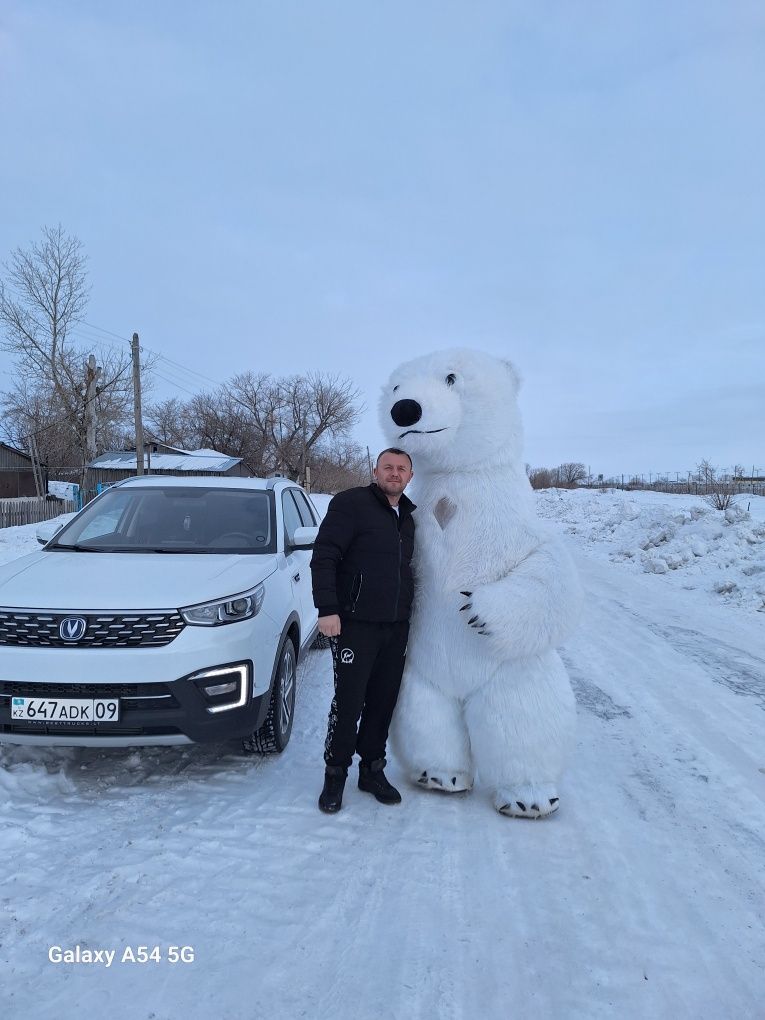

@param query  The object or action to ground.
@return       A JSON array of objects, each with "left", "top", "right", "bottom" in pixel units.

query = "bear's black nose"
[{"left": 390, "top": 399, "right": 422, "bottom": 428}]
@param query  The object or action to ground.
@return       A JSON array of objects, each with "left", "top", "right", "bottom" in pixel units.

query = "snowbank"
[
  {"left": 0, "top": 513, "right": 77, "bottom": 567},
  {"left": 536, "top": 487, "right": 765, "bottom": 614}
]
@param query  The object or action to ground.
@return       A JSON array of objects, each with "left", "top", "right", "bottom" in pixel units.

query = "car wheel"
[
  {"left": 311, "top": 631, "right": 331, "bottom": 650},
  {"left": 242, "top": 637, "right": 297, "bottom": 755}
]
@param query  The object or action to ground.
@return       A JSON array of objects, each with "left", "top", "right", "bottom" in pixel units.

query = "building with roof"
[
  {"left": 0, "top": 442, "right": 38, "bottom": 498},
  {"left": 87, "top": 442, "right": 247, "bottom": 484}
]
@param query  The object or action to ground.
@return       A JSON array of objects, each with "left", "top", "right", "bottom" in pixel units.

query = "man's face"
[{"left": 374, "top": 452, "right": 413, "bottom": 497}]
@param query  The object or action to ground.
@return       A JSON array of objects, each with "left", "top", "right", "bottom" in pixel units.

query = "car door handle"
[{"left": 293, "top": 572, "right": 300, "bottom": 583}]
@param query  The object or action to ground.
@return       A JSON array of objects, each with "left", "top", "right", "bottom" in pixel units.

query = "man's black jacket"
[{"left": 310, "top": 483, "right": 416, "bottom": 623}]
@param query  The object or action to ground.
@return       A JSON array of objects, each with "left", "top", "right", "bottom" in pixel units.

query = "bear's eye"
[
  {"left": 393, "top": 385, "right": 399, "bottom": 392},
  {"left": 446, "top": 373, "right": 456, "bottom": 387}
]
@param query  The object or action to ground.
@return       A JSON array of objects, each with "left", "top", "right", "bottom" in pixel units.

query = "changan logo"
[{"left": 59, "top": 617, "right": 87, "bottom": 642}]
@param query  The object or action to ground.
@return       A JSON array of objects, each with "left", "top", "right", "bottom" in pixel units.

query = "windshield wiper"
[
  {"left": 50, "top": 544, "right": 109, "bottom": 553},
  {"left": 141, "top": 548, "right": 198, "bottom": 553}
]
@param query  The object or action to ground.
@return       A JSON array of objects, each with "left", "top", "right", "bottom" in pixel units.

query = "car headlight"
[{"left": 181, "top": 584, "right": 265, "bottom": 626}]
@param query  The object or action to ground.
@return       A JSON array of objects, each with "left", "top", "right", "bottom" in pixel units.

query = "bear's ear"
[{"left": 502, "top": 359, "right": 522, "bottom": 392}]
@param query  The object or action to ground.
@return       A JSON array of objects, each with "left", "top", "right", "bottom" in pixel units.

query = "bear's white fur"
[{"left": 379, "top": 348, "right": 582, "bottom": 818}]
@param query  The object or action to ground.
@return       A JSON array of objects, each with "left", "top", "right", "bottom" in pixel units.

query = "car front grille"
[
  {"left": 0, "top": 724, "right": 183, "bottom": 737},
  {"left": 0, "top": 680, "right": 177, "bottom": 701},
  {"left": 0, "top": 611, "right": 185, "bottom": 648}
]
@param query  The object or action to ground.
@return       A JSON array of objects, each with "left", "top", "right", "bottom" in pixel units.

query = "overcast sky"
[{"left": 1, "top": 1, "right": 763, "bottom": 478}]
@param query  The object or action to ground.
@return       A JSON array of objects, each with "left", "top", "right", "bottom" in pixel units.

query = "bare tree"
[
  {"left": 227, "top": 371, "right": 282, "bottom": 476},
  {"left": 695, "top": 458, "right": 717, "bottom": 485},
  {"left": 527, "top": 466, "right": 556, "bottom": 490},
  {"left": 0, "top": 225, "right": 135, "bottom": 476},
  {"left": 146, "top": 370, "right": 363, "bottom": 483},
  {"left": 1, "top": 351, "right": 135, "bottom": 471},
  {"left": 309, "top": 438, "right": 369, "bottom": 492},
  {"left": 695, "top": 457, "right": 737, "bottom": 510},
  {"left": 557, "top": 462, "right": 587, "bottom": 487},
  {"left": 144, "top": 397, "right": 193, "bottom": 447},
  {"left": 0, "top": 225, "right": 90, "bottom": 401},
  {"left": 271, "top": 373, "right": 362, "bottom": 482}
]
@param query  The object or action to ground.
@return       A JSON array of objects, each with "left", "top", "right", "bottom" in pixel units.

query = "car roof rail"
[{"left": 265, "top": 475, "right": 287, "bottom": 489}]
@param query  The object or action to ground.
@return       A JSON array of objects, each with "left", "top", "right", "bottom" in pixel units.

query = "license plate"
[{"left": 11, "top": 697, "right": 120, "bottom": 723}]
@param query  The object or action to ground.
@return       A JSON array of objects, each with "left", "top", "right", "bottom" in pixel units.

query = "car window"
[
  {"left": 77, "top": 491, "right": 133, "bottom": 541},
  {"left": 281, "top": 491, "right": 304, "bottom": 544},
  {"left": 48, "top": 487, "right": 275, "bottom": 554},
  {"left": 291, "top": 490, "right": 317, "bottom": 527}
]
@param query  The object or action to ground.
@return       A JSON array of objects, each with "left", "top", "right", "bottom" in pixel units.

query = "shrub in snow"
[
  {"left": 380, "top": 348, "right": 582, "bottom": 820},
  {"left": 705, "top": 488, "right": 737, "bottom": 512}
]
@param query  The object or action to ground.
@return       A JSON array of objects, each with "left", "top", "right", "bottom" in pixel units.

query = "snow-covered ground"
[
  {"left": 1, "top": 490, "right": 764, "bottom": 1019},
  {"left": 537, "top": 487, "right": 765, "bottom": 615}
]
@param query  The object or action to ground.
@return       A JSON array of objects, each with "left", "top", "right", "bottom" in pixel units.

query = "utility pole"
[
  {"left": 83, "top": 353, "right": 102, "bottom": 494},
  {"left": 28, "top": 432, "right": 44, "bottom": 498},
  {"left": 131, "top": 333, "right": 145, "bottom": 475}
]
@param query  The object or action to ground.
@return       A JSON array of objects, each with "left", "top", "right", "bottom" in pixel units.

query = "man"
[{"left": 311, "top": 448, "right": 416, "bottom": 814}]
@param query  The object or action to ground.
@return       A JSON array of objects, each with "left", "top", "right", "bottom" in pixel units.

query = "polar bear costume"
[{"left": 379, "top": 349, "right": 582, "bottom": 818}]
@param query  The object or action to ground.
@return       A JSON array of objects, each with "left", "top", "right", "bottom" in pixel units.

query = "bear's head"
[{"left": 379, "top": 348, "right": 524, "bottom": 474}]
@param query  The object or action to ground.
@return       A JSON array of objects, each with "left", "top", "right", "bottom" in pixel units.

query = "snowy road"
[{"left": 2, "top": 541, "right": 764, "bottom": 1018}]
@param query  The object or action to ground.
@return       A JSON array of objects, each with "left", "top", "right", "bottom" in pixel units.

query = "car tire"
[
  {"left": 311, "top": 631, "right": 331, "bottom": 650},
  {"left": 242, "top": 636, "right": 297, "bottom": 755}
]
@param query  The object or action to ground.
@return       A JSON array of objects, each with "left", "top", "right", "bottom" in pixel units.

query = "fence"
[
  {"left": 583, "top": 479, "right": 765, "bottom": 498},
  {"left": 0, "top": 496, "right": 78, "bottom": 530}
]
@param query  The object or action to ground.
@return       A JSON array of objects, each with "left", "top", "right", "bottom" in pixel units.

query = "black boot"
[
  {"left": 358, "top": 758, "right": 401, "bottom": 805},
  {"left": 318, "top": 765, "right": 347, "bottom": 813}
]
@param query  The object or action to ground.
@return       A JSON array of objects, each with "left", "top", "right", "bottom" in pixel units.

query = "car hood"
[{"left": 0, "top": 551, "right": 279, "bottom": 610}]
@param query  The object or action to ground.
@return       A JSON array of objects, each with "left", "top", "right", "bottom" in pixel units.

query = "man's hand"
[{"left": 318, "top": 614, "right": 342, "bottom": 637}]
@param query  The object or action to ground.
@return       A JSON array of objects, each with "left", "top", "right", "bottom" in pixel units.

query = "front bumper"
[{"left": 0, "top": 612, "right": 284, "bottom": 747}]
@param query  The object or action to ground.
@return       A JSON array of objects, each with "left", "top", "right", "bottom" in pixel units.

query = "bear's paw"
[
  {"left": 495, "top": 785, "right": 560, "bottom": 819},
  {"left": 415, "top": 770, "right": 473, "bottom": 793}
]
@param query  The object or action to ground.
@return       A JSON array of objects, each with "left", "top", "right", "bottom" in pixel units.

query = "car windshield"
[{"left": 48, "top": 486, "right": 275, "bottom": 554}]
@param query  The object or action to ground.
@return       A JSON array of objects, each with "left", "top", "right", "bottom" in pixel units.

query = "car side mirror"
[
  {"left": 290, "top": 525, "right": 318, "bottom": 549},
  {"left": 36, "top": 521, "right": 64, "bottom": 546}
]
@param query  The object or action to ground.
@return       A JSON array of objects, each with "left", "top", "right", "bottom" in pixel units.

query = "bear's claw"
[
  {"left": 495, "top": 786, "right": 560, "bottom": 819},
  {"left": 416, "top": 770, "right": 473, "bottom": 793}
]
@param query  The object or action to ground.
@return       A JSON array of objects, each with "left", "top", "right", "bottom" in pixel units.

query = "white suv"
[{"left": 0, "top": 475, "right": 321, "bottom": 753}]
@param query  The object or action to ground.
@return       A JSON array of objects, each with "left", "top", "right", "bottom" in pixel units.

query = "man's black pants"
[{"left": 324, "top": 619, "right": 409, "bottom": 770}]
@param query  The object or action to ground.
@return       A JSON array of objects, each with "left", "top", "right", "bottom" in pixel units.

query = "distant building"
[
  {"left": 87, "top": 442, "right": 247, "bottom": 484},
  {"left": 0, "top": 442, "right": 38, "bottom": 498}
]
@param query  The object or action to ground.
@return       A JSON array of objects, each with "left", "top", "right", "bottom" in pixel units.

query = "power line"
[
  {"left": 80, "top": 320, "right": 132, "bottom": 344},
  {"left": 155, "top": 354, "right": 222, "bottom": 389},
  {"left": 152, "top": 370, "right": 200, "bottom": 397},
  {"left": 73, "top": 320, "right": 224, "bottom": 390},
  {"left": 151, "top": 361, "right": 211, "bottom": 392},
  {"left": 16, "top": 309, "right": 223, "bottom": 391},
  {"left": 9, "top": 310, "right": 250, "bottom": 417}
]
